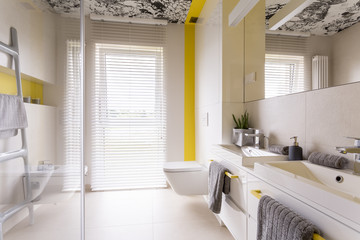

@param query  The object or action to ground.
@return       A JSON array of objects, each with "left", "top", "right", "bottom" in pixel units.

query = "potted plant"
[{"left": 232, "top": 111, "right": 254, "bottom": 146}]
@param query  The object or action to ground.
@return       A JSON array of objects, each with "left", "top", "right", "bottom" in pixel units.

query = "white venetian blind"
[
  {"left": 265, "top": 34, "right": 311, "bottom": 98},
  {"left": 90, "top": 21, "right": 167, "bottom": 191},
  {"left": 64, "top": 39, "right": 81, "bottom": 191}
]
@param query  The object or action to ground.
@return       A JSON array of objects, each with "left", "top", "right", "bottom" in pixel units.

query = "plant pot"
[{"left": 232, "top": 128, "right": 254, "bottom": 147}]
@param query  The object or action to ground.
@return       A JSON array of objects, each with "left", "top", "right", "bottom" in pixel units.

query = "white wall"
[
  {"left": 308, "top": 35, "right": 333, "bottom": 87},
  {"left": 245, "top": 82, "right": 360, "bottom": 169},
  {"left": 0, "top": 0, "right": 56, "bottom": 83},
  {"left": 332, "top": 22, "right": 360, "bottom": 86},
  {"left": 165, "top": 24, "right": 185, "bottom": 162},
  {"left": 195, "top": 0, "right": 223, "bottom": 164}
]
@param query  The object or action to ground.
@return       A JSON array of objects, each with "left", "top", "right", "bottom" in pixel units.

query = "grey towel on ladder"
[
  {"left": 257, "top": 195, "right": 320, "bottom": 240},
  {"left": 208, "top": 161, "right": 231, "bottom": 214},
  {"left": 0, "top": 94, "right": 28, "bottom": 138}
]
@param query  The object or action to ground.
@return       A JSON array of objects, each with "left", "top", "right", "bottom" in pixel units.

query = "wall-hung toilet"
[{"left": 163, "top": 161, "right": 208, "bottom": 195}]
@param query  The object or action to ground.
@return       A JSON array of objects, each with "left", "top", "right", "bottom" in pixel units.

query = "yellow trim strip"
[
  {"left": 250, "top": 190, "right": 325, "bottom": 240},
  {"left": 185, "top": 0, "right": 207, "bottom": 25},
  {"left": 184, "top": 24, "right": 195, "bottom": 161},
  {"left": 183, "top": 1, "right": 206, "bottom": 161}
]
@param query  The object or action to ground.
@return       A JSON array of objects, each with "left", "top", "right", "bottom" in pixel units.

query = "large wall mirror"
[{"left": 245, "top": 0, "right": 360, "bottom": 102}]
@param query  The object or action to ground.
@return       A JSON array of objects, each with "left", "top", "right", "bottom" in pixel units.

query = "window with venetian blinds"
[
  {"left": 64, "top": 39, "right": 81, "bottom": 191},
  {"left": 90, "top": 22, "right": 167, "bottom": 191},
  {"left": 265, "top": 34, "right": 311, "bottom": 98}
]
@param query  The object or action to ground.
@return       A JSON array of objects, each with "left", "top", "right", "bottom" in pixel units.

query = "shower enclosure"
[{"left": 0, "top": 0, "right": 83, "bottom": 239}]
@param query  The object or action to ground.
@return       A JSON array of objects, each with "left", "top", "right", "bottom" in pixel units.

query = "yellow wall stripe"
[
  {"left": 0, "top": 72, "right": 43, "bottom": 103},
  {"left": 184, "top": 0, "right": 206, "bottom": 161},
  {"left": 184, "top": 24, "right": 196, "bottom": 161},
  {"left": 185, "top": 0, "right": 207, "bottom": 25}
]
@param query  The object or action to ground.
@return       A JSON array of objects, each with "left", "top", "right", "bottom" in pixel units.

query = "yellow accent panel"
[
  {"left": 0, "top": 72, "right": 43, "bottom": 104},
  {"left": 185, "top": 0, "right": 207, "bottom": 25},
  {"left": 184, "top": 24, "right": 195, "bottom": 161},
  {"left": 184, "top": 0, "right": 206, "bottom": 161}
]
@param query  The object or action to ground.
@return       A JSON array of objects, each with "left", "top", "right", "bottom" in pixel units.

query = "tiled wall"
[{"left": 245, "top": 82, "right": 360, "bottom": 169}]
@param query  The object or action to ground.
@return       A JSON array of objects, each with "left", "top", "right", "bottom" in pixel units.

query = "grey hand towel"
[
  {"left": 208, "top": 161, "right": 231, "bottom": 214},
  {"left": 308, "top": 152, "right": 348, "bottom": 169},
  {"left": 257, "top": 195, "right": 320, "bottom": 240},
  {"left": 269, "top": 145, "right": 289, "bottom": 155},
  {"left": 0, "top": 94, "right": 28, "bottom": 138}
]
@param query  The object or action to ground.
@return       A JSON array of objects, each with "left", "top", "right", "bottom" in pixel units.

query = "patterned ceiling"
[
  {"left": 34, "top": 0, "right": 192, "bottom": 24},
  {"left": 33, "top": 0, "right": 360, "bottom": 33},
  {"left": 266, "top": 0, "right": 360, "bottom": 36}
]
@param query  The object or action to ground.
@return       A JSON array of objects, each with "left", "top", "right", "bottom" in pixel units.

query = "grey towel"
[
  {"left": 0, "top": 94, "right": 28, "bottom": 138},
  {"left": 208, "top": 161, "right": 231, "bottom": 214},
  {"left": 257, "top": 195, "right": 320, "bottom": 240},
  {"left": 308, "top": 152, "right": 348, "bottom": 169},
  {"left": 269, "top": 145, "right": 289, "bottom": 155}
]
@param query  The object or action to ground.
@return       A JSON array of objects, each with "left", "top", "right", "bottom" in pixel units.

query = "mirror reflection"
[{"left": 246, "top": 0, "right": 360, "bottom": 101}]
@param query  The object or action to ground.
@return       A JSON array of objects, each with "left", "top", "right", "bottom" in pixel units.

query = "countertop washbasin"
[
  {"left": 255, "top": 160, "right": 360, "bottom": 228},
  {"left": 216, "top": 145, "right": 288, "bottom": 167}
]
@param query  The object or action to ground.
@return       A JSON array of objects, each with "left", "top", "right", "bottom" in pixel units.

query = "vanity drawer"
[
  {"left": 219, "top": 159, "right": 247, "bottom": 211},
  {"left": 247, "top": 173, "right": 360, "bottom": 240},
  {"left": 219, "top": 195, "right": 247, "bottom": 240}
]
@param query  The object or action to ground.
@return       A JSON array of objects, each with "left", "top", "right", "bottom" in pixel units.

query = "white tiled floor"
[{"left": 5, "top": 189, "right": 234, "bottom": 240}]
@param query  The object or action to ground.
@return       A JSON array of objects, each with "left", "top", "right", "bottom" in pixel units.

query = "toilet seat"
[{"left": 163, "top": 161, "right": 205, "bottom": 173}]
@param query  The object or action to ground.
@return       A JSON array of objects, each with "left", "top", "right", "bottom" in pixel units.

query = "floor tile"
[{"left": 4, "top": 188, "right": 234, "bottom": 240}]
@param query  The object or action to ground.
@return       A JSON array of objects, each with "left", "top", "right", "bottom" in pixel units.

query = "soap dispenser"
[{"left": 289, "top": 136, "right": 303, "bottom": 160}]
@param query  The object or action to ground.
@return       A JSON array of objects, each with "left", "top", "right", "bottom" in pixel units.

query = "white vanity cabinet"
[
  {"left": 211, "top": 145, "right": 360, "bottom": 240},
  {"left": 247, "top": 173, "right": 360, "bottom": 240},
  {"left": 211, "top": 151, "right": 248, "bottom": 240}
]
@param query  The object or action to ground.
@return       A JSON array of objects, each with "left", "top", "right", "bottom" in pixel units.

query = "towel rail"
[
  {"left": 209, "top": 160, "right": 239, "bottom": 178},
  {"left": 250, "top": 190, "right": 325, "bottom": 240},
  {"left": 0, "top": 149, "right": 27, "bottom": 163},
  {"left": 225, "top": 171, "right": 238, "bottom": 179},
  {"left": 0, "top": 27, "right": 33, "bottom": 240}
]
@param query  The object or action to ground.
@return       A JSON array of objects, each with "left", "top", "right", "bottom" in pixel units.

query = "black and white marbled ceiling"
[
  {"left": 266, "top": 0, "right": 360, "bottom": 36},
  {"left": 34, "top": 0, "right": 192, "bottom": 24}
]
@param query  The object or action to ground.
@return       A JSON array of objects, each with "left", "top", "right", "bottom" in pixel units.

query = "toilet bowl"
[{"left": 163, "top": 161, "right": 208, "bottom": 195}]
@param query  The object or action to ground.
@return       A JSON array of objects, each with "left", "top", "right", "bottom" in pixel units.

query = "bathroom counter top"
[{"left": 212, "top": 144, "right": 287, "bottom": 168}]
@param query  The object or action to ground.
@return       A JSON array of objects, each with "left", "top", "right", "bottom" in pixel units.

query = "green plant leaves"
[{"left": 232, "top": 111, "right": 249, "bottom": 129}]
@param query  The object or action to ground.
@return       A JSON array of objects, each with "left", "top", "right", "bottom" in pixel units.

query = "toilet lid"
[{"left": 163, "top": 161, "right": 204, "bottom": 172}]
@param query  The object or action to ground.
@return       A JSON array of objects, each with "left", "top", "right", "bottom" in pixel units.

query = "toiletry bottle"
[{"left": 289, "top": 136, "right": 303, "bottom": 160}]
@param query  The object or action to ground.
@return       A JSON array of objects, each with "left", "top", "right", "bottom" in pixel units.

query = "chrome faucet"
[
  {"left": 336, "top": 137, "right": 360, "bottom": 175},
  {"left": 245, "top": 129, "right": 265, "bottom": 149}
]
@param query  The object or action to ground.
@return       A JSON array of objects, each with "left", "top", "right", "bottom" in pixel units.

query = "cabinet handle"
[
  {"left": 209, "top": 160, "right": 239, "bottom": 179},
  {"left": 251, "top": 189, "right": 262, "bottom": 199},
  {"left": 250, "top": 189, "right": 325, "bottom": 240},
  {"left": 225, "top": 171, "right": 238, "bottom": 179}
]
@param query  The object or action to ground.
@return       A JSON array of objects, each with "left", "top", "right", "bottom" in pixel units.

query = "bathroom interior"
[{"left": 0, "top": 0, "right": 359, "bottom": 239}]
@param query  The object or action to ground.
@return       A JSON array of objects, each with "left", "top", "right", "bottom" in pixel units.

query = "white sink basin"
[
  {"left": 216, "top": 145, "right": 288, "bottom": 167},
  {"left": 264, "top": 161, "right": 360, "bottom": 200},
  {"left": 255, "top": 161, "right": 360, "bottom": 228}
]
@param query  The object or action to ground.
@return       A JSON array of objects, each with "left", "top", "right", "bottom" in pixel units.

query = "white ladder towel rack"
[{"left": 0, "top": 27, "right": 33, "bottom": 240}]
